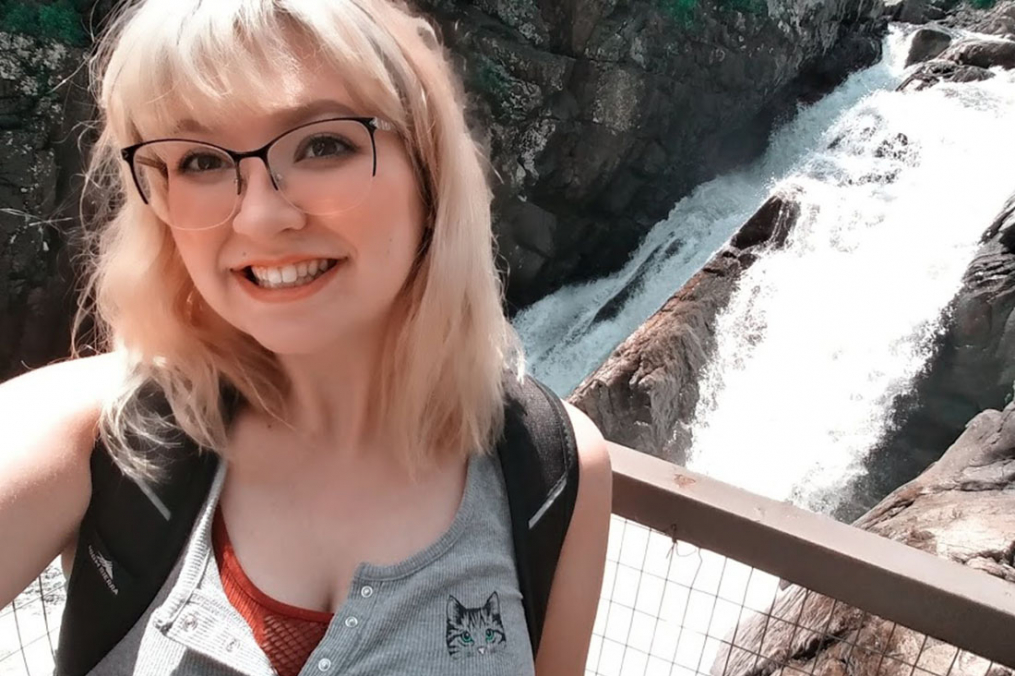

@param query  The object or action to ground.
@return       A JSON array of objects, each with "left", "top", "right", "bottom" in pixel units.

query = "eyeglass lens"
[{"left": 131, "top": 119, "right": 376, "bottom": 230}]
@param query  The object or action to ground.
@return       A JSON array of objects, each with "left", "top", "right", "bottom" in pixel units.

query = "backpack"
[{"left": 54, "top": 375, "right": 578, "bottom": 676}]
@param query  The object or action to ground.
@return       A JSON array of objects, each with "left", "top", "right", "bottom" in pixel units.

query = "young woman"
[{"left": 0, "top": 1, "right": 611, "bottom": 674}]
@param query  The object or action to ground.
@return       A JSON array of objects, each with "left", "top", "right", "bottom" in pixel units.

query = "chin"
[{"left": 247, "top": 328, "right": 344, "bottom": 357}]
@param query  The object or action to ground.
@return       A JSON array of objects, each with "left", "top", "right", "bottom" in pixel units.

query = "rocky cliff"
[
  {"left": 417, "top": 0, "right": 888, "bottom": 307},
  {"left": 0, "top": 23, "right": 88, "bottom": 383}
]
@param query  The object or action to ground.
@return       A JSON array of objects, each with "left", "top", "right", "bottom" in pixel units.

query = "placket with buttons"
[{"left": 303, "top": 581, "right": 381, "bottom": 675}]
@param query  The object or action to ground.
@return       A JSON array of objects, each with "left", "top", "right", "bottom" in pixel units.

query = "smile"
[{"left": 243, "top": 258, "right": 339, "bottom": 290}]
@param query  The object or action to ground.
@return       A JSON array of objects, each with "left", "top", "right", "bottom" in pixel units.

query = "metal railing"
[
  {"left": 588, "top": 442, "right": 1015, "bottom": 676},
  {"left": 2, "top": 442, "right": 1014, "bottom": 675}
]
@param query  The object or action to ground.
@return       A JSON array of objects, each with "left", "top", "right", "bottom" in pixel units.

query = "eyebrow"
[{"left": 173, "top": 99, "right": 361, "bottom": 134}]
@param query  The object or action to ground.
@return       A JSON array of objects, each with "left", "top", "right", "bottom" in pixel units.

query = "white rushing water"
[
  {"left": 686, "top": 45, "right": 1015, "bottom": 513},
  {"left": 515, "top": 28, "right": 913, "bottom": 398}
]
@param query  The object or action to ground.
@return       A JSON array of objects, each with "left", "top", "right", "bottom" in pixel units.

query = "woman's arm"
[
  {"left": 0, "top": 355, "right": 118, "bottom": 607},
  {"left": 534, "top": 401, "right": 613, "bottom": 676}
]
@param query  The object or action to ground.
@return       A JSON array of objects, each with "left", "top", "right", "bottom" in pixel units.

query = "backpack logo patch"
[
  {"left": 446, "top": 592, "right": 506, "bottom": 659},
  {"left": 88, "top": 545, "right": 118, "bottom": 596}
]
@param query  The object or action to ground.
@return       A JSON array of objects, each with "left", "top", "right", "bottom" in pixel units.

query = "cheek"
[{"left": 170, "top": 230, "right": 225, "bottom": 291}]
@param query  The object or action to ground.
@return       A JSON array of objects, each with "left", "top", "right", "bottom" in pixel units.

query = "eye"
[
  {"left": 296, "top": 134, "right": 354, "bottom": 161},
  {"left": 178, "top": 151, "right": 229, "bottom": 174},
  {"left": 485, "top": 628, "right": 495, "bottom": 642},
  {"left": 461, "top": 631, "right": 473, "bottom": 644}
]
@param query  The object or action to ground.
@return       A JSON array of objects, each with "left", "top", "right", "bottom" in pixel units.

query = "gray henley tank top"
[{"left": 85, "top": 452, "right": 535, "bottom": 675}]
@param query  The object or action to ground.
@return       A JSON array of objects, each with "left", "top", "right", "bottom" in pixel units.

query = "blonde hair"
[{"left": 75, "top": 0, "right": 522, "bottom": 478}]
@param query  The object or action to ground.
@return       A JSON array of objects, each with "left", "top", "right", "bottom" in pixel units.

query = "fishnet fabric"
[{"left": 213, "top": 509, "right": 332, "bottom": 676}]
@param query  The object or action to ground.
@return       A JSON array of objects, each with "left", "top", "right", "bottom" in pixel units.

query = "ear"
[
  {"left": 484, "top": 591, "right": 500, "bottom": 617},
  {"left": 447, "top": 595, "right": 466, "bottom": 623}
]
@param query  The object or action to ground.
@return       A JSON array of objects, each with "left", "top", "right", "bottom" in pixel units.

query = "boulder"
[
  {"left": 938, "top": 37, "right": 1015, "bottom": 70},
  {"left": 712, "top": 401, "right": 1015, "bottom": 676},
  {"left": 568, "top": 188, "right": 802, "bottom": 463},
  {"left": 896, "top": 0, "right": 954, "bottom": 24},
  {"left": 905, "top": 27, "right": 953, "bottom": 66},
  {"left": 897, "top": 57, "right": 994, "bottom": 92}
]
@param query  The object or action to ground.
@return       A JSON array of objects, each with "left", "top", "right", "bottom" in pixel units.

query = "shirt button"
[
  {"left": 181, "top": 613, "right": 198, "bottom": 632},
  {"left": 317, "top": 658, "right": 333, "bottom": 672},
  {"left": 225, "top": 637, "right": 239, "bottom": 653},
  {"left": 344, "top": 616, "right": 359, "bottom": 628},
  {"left": 360, "top": 585, "right": 374, "bottom": 598}
]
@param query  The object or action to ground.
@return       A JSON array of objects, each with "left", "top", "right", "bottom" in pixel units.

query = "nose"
[{"left": 229, "top": 157, "right": 306, "bottom": 238}]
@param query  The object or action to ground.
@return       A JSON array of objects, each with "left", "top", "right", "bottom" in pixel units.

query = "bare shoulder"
[
  {"left": 0, "top": 353, "right": 124, "bottom": 453},
  {"left": 562, "top": 400, "right": 611, "bottom": 483},
  {"left": 0, "top": 353, "right": 125, "bottom": 605}
]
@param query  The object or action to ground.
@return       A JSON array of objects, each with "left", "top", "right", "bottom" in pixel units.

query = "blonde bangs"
[{"left": 100, "top": 0, "right": 412, "bottom": 145}]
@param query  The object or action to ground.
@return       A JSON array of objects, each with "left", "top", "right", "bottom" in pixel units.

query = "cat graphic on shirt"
[{"left": 445, "top": 592, "right": 507, "bottom": 659}]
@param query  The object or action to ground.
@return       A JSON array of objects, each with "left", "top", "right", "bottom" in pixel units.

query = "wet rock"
[
  {"left": 895, "top": 0, "right": 957, "bottom": 24},
  {"left": 854, "top": 192, "right": 1015, "bottom": 512},
  {"left": 567, "top": 188, "right": 803, "bottom": 463},
  {"left": 905, "top": 27, "right": 953, "bottom": 66},
  {"left": 938, "top": 37, "right": 1015, "bottom": 70},
  {"left": 713, "top": 401, "right": 1015, "bottom": 676},
  {"left": 897, "top": 58, "right": 994, "bottom": 92}
]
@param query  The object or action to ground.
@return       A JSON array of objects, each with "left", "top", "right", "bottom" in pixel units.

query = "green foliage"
[
  {"left": 659, "top": 0, "right": 698, "bottom": 26},
  {"left": 722, "top": 0, "right": 767, "bottom": 15},
  {"left": 659, "top": 0, "right": 767, "bottom": 29},
  {"left": 0, "top": 0, "right": 86, "bottom": 45},
  {"left": 968, "top": 0, "right": 997, "bottom": 8}
]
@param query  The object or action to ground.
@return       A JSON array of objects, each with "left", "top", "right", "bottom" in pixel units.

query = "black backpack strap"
[
  {"left": 497, "top": 375, "right": 581, "bottom": 656},
  {"left": 56, "top": 392, "right": 219, "bottom": 676}
]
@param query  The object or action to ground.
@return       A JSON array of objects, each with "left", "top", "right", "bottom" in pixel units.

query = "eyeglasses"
[{"left": 120, "top": 116, "right": 393, "bottom": 231}]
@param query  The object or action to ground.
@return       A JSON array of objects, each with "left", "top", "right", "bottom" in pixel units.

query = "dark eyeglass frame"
[{"left": 119, "top": 116, "right": 393, "bottom": 206}]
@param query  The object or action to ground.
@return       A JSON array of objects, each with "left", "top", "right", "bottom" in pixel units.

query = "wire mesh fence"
[
  {"left": 0, "top": 563, "right": 64, "bottom": 676},
  {"left": 586, "top": 515, "right": 1011, "bottom": 676}
]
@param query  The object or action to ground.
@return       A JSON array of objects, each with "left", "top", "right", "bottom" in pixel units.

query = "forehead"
[{"left": 159, "top": 61, "right": 365, "bottom": 140}]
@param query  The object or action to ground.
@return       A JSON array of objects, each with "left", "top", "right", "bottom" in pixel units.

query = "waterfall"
[
  {"left": 515, "top": 27, "right": 912, "bottom": 398},
  {"left": 516, "top": 26, "right": 1015, "bottom": 516}
]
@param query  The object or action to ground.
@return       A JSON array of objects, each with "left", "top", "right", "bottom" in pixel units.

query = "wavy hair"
[{"left": 75, "top": 0, "right": 522, "bottom": 479}]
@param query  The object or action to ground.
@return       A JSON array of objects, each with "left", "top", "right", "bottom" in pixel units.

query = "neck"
[{"left": 269, "top": 322, "right": 391, "bottom": 457}]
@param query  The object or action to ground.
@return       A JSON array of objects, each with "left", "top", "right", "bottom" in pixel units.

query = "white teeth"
[{"left": 247, "top": 258, "right": 336, "bottom": 290}]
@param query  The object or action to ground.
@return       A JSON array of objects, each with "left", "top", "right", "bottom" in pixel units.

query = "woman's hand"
[{"left": 534, "top": 401, "right": 613, "bottom": 676}]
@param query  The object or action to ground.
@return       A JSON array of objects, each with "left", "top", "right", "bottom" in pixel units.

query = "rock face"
[
  {"left": 0, "top": 31, "right": 89, "bottom": 382},
  {"left": 899, "top": 31, "right": 1015, "bottom": 92},
  {"left": 415, "top": 0, "right": 888, "bottom": 307},
  {"left": 568, "top": 188, "right": 802, "bottom": 463},
  {"left": 857, "top": 191, "right": 1015, "bottom": 509},
  {"left": 712, "top": 401, "right": 1015, "bottom": 676}
]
